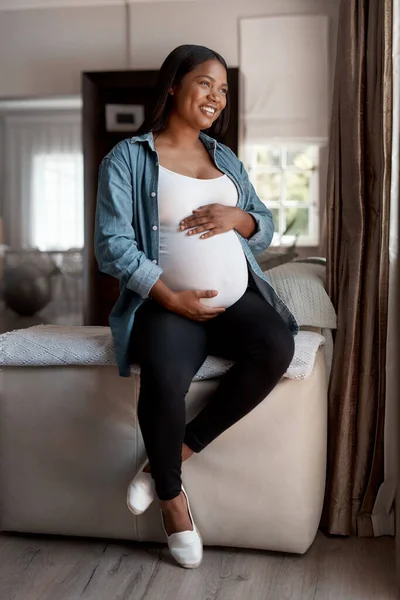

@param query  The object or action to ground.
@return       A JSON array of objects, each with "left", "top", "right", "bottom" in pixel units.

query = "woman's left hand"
[{"left": 180, "top": 204, "right": 243, "bottom": 239}]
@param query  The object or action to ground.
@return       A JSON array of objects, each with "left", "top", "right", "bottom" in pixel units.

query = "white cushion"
[{"left": 266, "top": 263, "right": 337, "bottom": 329}]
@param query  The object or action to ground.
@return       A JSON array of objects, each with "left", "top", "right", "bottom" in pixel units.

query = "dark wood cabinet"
[{"left": 82, "top": 69, "right": 239, "bottom": 325}]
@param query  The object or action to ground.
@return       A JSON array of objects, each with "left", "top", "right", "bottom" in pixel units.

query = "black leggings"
[{"left": 131, "top": 288, "right": 295, "bottom": 501}]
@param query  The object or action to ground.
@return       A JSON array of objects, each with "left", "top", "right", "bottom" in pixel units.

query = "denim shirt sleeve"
[
  {"left": 237, "top": 160, "right": 275, "bottom": 256},
  {"left": 94, "top": 155, "right": 163, "bottom": 298}
]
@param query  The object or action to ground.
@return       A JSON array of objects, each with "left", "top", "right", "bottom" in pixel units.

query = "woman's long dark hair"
[{"left": 136, "top": 44, "right": 229, "bottom": 138}]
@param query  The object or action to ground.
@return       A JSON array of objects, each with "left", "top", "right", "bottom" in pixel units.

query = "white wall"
[
  {"left": 0, "top": 0, "right": 339, "bottom": 98},
  {"left": 0, "top": 5, "right": 127, "bottom": 97},
  {"left": 129, "top": 0, "right": 338, "bottom": 72}
]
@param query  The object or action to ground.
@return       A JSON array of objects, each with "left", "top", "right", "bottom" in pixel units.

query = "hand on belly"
[{"left": 159, "top": 229, "right": 249, "bottom": 309}]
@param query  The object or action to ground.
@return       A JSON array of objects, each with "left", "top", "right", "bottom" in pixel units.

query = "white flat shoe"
[
  {"left": 126, "top": 460, "right": 155, "bottom": 515},
  {"left": 161, "top": 486, "right": 203, "bottom": 569}
]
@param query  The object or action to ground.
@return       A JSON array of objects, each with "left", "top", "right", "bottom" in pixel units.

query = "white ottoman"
[{"left": 0, "top": 326, "right": 327, "bottom": 554}]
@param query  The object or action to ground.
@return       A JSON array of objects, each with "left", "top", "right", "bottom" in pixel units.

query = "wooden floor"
[{"left": 0, "top": 531, "right": 395, "bottom": 600}]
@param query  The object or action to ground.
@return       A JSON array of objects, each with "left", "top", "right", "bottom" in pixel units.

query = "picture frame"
[{"left": 105, "top": 104, "right": 145, "bottom": 132}]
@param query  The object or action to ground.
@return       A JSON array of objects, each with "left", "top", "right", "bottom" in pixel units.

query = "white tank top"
[{"left": 157, "top": 165, "right": 249, "bottom": 308}]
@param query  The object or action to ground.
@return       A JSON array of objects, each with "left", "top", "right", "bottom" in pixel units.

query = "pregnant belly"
[{"left": 159, "top": 230, "right": 249, "bottom": 308}]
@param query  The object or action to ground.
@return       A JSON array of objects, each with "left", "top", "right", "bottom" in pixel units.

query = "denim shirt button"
[
  {"left": 151, "top": 192, "right": 156, "bottom": 197},
  {"left": 152, "top": 259, "right": 157, "bottom": 264},
  {"left": 152, "top": 225, "right": 158, "bottom": 231}
]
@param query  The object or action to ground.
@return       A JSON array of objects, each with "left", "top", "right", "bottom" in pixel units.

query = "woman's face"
[{"left": 171, "top": 59, "right": 228, "bottom": 131}]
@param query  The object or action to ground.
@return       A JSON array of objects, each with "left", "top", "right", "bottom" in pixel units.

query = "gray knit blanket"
[{"left": 0, "top": 325, "right": 325, "bottom": 381}]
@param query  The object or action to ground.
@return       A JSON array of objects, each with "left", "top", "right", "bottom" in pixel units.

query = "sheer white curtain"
[{"left": 3, "top": 111, "right": 83, "bottom": 250}]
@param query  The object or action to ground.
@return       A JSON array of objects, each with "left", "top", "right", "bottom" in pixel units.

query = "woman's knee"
[
  {"left": 274, "top": 329, "right": 295, "bottom": 372},
  {"left": 256, "top": 324, "right": 295, "bottom": 373}
]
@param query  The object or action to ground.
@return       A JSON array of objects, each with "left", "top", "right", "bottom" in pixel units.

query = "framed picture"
[{"left": 105, "top": 104, "right": 145, "bottom": 132}]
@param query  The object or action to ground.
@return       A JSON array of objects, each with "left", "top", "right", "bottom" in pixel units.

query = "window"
[
  {"left": 2, "top": 110, "right": 83, "bottom": 250},
  {"left": 244, "top": 143, "right": 321, "bottom": 247},
  {"left": 32, "top": 152, "right": 84, "bottom": 251}
]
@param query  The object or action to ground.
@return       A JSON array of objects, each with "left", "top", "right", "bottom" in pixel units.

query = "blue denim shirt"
[{"left": 95, "top": 131, "right": 298, "bottom": 376}]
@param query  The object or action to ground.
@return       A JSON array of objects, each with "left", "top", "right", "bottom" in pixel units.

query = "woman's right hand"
[
  {"left": 168, "top": 289, "right": 226, "bottom": 322},
  {"left": 149, "top": 279, "right": 225, "bottom": 321}
]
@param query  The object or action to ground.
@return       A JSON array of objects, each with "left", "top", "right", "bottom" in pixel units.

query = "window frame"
[{"left": 242, "top": 141, "right": 326, "bottom": 247}]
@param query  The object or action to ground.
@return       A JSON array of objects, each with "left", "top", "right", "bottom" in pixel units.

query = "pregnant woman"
[{"left": 95, "top": 44, "right": 298, "bottom": 569}]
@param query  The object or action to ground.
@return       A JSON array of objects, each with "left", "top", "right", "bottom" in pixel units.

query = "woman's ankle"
[
  {"left": 160, "top": 491, "right": 185, "bottom": 512},
  {"left": 160, "top": 492, "right": 192, "bottom": 534},
  {"left": 182, "top": 443, "right": 194, "bottom": 462}
]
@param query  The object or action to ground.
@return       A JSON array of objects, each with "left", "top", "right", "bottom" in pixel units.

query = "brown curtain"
[{"left": 322, "top": 0, "right": 393, "bottom": 535}]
